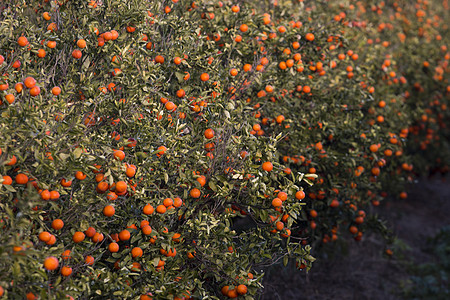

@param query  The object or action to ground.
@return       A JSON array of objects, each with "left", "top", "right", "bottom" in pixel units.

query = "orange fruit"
[
  {"left": 190, "top": 188, "right": 201, "bottom": 198},
  {"left": 119, "top": 229, "right": 131, "bottom": 241},
  {"left": 295, "top": 190, "right": 305, "bottom": 200},
  {"left": 163, "top": 198, "right": 173, "bottom": 207},
  {"left": 262, "top": 161, "right": 273, "bottom": 172},
  {"left": 173, "top": 197, "right": 183, "bottom": 207},
  {"left": 115, "top": 181, "right": 127, "bottom": 193},
  {"left": 369, "top": 144, "right": 379, "bottom": 152},
  {"left": 103, "top": 205, "right": 115, "bottom": 217},
  {"left": 15, "top": 82, "right": 23, "bottom": 93},
  {"left": 15, "top": 173, "right": 28, "bottom": 184},
  {"left": 61, "top": 266, "right": 72, "bottom": 276},
  {"left": 108, "top": 242, "right": 119, "bottom": 253},
  {"left": 156, "top": 204, "right": 167, "bottom": 214},
  {"left": 113, "top": 150, "right": 125, "bottom": 161},
  {"left": 18, "top": 36, "right": 28, "bottom": 47},
  {"left": 237, "top": 284, "right": 247, "bottom": 295},
  {"left": 51, "top": 219, "right": 64, "bottom": 230},
  {"left": 305, "top": 33, "right": 315, "bottom": 41},
  {"left": 2, "top": 176, "right": 12, "bottom": 185},
  {"left": 29, "top": 86, "right": 41, "bottom": 97},
  {"left": 72, "top": 231, "right": 85, "bottom": 243},
  {"left": 173, "top": 57, "right": 182, "bottom": 64},
  {"left": 61, "top": 250, "right": 71, "bottom": 260},
  {"left": 72, "top": 49, "right": 82, "bottom": 59},
  {"left": 37, "top": 49, "right": 46, "bottom": 58},
  {"left": 24, "top": 77, "right": 36, "bottom": 88},
  {"left": 131, "top": 247, "right": 143, "bottom": 258},
  {"left": 77, "top": 39, "right": 86, "bottom": 48},
  {"left": 272, "top": 198, "right": 282, "bottom": 207},
  {"left": 51, "top": 86, "right": 61, "bottom": 95},
  {"left": 75, "top": 171, "right": 86, "bottom": 180},
  {"left": 85, "top": 256, "right": 94, "bottom": 265},
  {"left": 39, "top": 231, "right": 52, "bottom": 242},
  {"left": 43, "top": 256, "right": 59, "bottom": 271},
  {"left": 143, "top": 204, "right": 154, "bottom": 215},
  {"left": 204, "top": 129, "right": 214, "bottom": 139},
  {"left": 200, "top": 73, "right": 210, "bottom": 81},
  {"left": 141, "top": 225, "right": 152, "bottom": 235},
  {"left": 43, "top": 12, "right": 51, "bottom": 20}
]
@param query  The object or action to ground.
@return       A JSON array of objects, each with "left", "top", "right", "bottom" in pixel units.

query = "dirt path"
[{"left": 260, "top": 176, "right": 450, "bottom": 300}]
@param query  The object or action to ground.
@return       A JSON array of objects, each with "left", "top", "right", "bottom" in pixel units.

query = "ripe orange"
[
  {"left": 103, "top": 205, "right": 115, "bottom": 217},
  {"left": 72, "top": 49, "right": 82, "bottom": 59},
  {"left": 204, "top": 128, "right": 214, "bottom": 139},
  {"left": 190, "top": 188, "right": 201, "bottom": 198},
  {"left": 60, "top": 250, "right": 71, "bottom": 261},
  {"left": 305, "top": 33, "right": 315, "bottom": 41},
  {"left": 47, "top": 40, "right": 56, "bottom": 48},
  {"left": 61, "top": 266, "right": 72, "bottom": 276},
  {"left": 43, "top": 12, "right": 51, "bottom": 20},
  {"left": 85, "top": 256, "right": 94, "bottom": 265},
  {"left": 262, "top": 161, "right": 273, "bottom": 172},
  {"left": 155, "top": 55, "right": 164, "bottom": 64},
  {"left": 227, "top": 288, "right": 238, "bottom": 298},
  {"left": 163, "top": 198, "right": 173, "bottom": 207},
  {"left": 295, "top": 190, "right": 306, "bottom": 200},
  {"left": 237, "top": 284, "right": 248, "bottom": 295},
  {"left": 131, "top": 247, "right": 143, "bottom": 258},
  {"left": 51, "top": 86, "right": 61, "bottom": 95},
  {"left": 108, "top": 242, "right": 119, "bottom": 253},
  {"left": 18, "top": 36, "right": 28, "bottom": 47},
  {"left": 143, "top": 204, "right": 154, "bottom": 215},
  {"left": 200, "top": 73, "right": 210, "bottom": 81},
  {"left": 72, "top": 231, "right": 85, "bottom": 243},
  {"left": 29, "top": 86, "right": 41, "bottom": 96},
  {"left": 91, "top": 232, "right": 105, "bottom": 243},
  {"left": 24, "top": 77, "right": 36, "bottom": 88},
  {"left": 43, "top": 256, "right": 59, "bottom": 271},
  {"left": 174, "top": 57, "right": 182, "bottom": 65},
  {"left": 156, "top": 204, "right": 167, "bottom": 214},
  {"left": 165, "top": 101, "right": 176, "bottom": 111},
  {"left": 15, "top": 173, "right": 28, "bottom": 184},
  {"left": 75, "top": 171, "right": 86, "bottom": 180},
  {"left": 141, "top": 225, "right": 152, "bottom": 235},
  {"left": 51, "top": 219, "right": 64, "bottom": 230},
  {"left": 37, "top": 49, "right": 46, "bottom": 58},
  {"left": 272, "top": 197, "right": 282, "bottom": 207},
  {"left": 77, "top": 39, "right": 86, "bottom": 48},
  {"left": 119, "top": 229, "right": 131, "bottom": 241},
  {"left": 115, "top": 181, "right": 127, "bottom": 193},
  {"left": 113, "top": 150, "right": 125, "bottom": 161},
  {"left": 230, "top": 68, "right": 238, "bottom": 76},
  {"left": 40, "top": 190, "right": 51, "bottom": 201},
  {"left": 2, "top": 176, "right": 12, "bottom": 185},
  {"left": 15, "top": 82, "right": 23, "bottom": 93},
  {"left": 39, "top": 231, "right": 52, "bottom": 242},
  {"left": 173, "top": 197, "right": 183, "bottom": 207}
]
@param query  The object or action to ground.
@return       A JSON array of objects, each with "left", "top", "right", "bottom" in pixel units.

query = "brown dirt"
[{"left": 260, "top": 176, "right": 450, "bottom": 300}]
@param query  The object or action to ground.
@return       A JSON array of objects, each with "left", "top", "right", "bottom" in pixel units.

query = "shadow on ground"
[{"left": 260, "top": 176, "right": 450, "bottom": 300}]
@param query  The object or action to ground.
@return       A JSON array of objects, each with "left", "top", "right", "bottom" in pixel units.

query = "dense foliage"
[{"left": 0, "top": 0, "right": 448, "bottom": 299}]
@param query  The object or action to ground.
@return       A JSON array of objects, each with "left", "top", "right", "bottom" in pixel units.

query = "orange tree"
[
  {"left": 0, "top": 0, "right": 317, "bottom": 298},
  {"left": 225, "top": 0, "right": 449, "bottom": 250},
  {"left": 0, "top": 0, "right": 449, "bottom": 298}
]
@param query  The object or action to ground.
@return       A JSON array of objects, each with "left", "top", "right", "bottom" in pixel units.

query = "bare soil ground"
[{"left": 260, "top": 176, "right": 450, "bottom": 300}]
